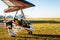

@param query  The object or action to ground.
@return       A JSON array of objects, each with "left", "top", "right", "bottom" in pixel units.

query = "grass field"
[{"left": 0, "top": 23, "right": 60, "bottom": 40}]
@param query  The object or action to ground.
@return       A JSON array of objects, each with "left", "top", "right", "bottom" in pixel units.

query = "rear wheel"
[{"left": 11, "top": 35, "right": 16, "bottom": 37}]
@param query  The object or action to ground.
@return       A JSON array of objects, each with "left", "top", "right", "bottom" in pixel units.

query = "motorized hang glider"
[
  {"left": 2, "top": 0, "right": 35, "bottom": 13},
  {"left": 2, "top": 0, "right": 35, "bottom": 34}
]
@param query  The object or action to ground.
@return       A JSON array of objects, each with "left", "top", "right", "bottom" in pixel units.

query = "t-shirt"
[{"left": 15, "top": 20, "right": 19, "bottom": 25}]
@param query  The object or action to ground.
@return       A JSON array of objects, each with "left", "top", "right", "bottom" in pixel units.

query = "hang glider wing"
[
  {"left": 2, "top": 0, "right": 35, "bottom": 13},
  {"left": 4, "top": 7, "right": 19, "bottom": 13},
  {"left": 2, "top": 0, "right": 16, "bottom": 6}
]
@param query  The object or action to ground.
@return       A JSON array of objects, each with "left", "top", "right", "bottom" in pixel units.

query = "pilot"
[{"left": 13, "top": 18, "right": 19, "bottom": 26}]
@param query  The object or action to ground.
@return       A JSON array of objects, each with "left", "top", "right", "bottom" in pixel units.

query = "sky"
[{"left": 0, "top": 0, "right": 60, "bottom": 18}]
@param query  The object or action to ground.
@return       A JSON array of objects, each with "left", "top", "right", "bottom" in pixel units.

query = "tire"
[{"left": 28, "top": 31, "right": 32, "bottom": 35}]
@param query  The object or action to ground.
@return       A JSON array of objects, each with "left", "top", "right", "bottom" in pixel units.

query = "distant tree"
[
  {"left": 6, "top": 15, "right": 13, "bottom": 18},
  {"left": 0, "top": 15, "right": 4, "bottom": 20},
  {"left": 15, "top": 15, "right": 22, "bottom": 18}
]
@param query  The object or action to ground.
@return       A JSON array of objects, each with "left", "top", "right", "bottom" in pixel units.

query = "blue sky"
[{"left": 0, "top": 0, "right": 60, "bottom": 18}]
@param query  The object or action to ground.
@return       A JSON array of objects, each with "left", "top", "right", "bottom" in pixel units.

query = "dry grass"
[
  {"left": 33, "top": 23, "right": 60, "bottom": 35},
  {"left": 2, "top": 18, "right": 60, "bottom": 21},
  {"left": 26, "top": 18, "right": 60, "bottom": 21},
  {"left": 0, "top": 23, "right": 60, "bottom": 40}
]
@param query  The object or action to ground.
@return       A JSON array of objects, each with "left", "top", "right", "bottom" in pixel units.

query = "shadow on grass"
[
  {"left": 30, "top": 20, "right": 60, "bottom": 23},
  {"left": 15, "top": 34, "right": 60, "bottom": 39},
  {"left": 32, "top": 34, "right": 60, "bottom": 38}
]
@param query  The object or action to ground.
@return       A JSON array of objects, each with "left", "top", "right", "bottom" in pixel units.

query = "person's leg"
[
  {"left": 24, "top": 25, "right": 34, "bottom": 34},
  {"left": 7, "top": 26, "right": 16, "bottom": 37},
  {"left": 25, "top": 24, "right": 34, "bottom": 31},
  {"left": 8, "top": 29, "right": 16, "bottom": 37}
]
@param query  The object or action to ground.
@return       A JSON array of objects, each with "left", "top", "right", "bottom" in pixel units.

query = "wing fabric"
[{"left": 2, "top": 0, "right": 35, "bottom": 13}]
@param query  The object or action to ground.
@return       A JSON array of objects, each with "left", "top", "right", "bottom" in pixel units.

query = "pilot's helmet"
[{"left": 14, "top": 18, "right": 18, "bottom": 22}]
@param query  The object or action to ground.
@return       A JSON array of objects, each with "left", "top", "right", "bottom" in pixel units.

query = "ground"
[{"left": 0, "top": 23, "right": 60, "bottom": 40}]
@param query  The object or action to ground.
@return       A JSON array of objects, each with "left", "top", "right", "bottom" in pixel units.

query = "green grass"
[{"left": 0, "top": 23, "right": 60, "bottom": 40}]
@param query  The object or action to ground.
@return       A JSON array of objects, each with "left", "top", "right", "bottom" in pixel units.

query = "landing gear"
[{"left": 28, "top": 31, "right": 32, "bottom": 35}]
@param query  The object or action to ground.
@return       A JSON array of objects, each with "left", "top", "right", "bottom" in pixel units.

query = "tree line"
[{"left": 0, "top": 15, "right": 22, "bottom": 19}]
